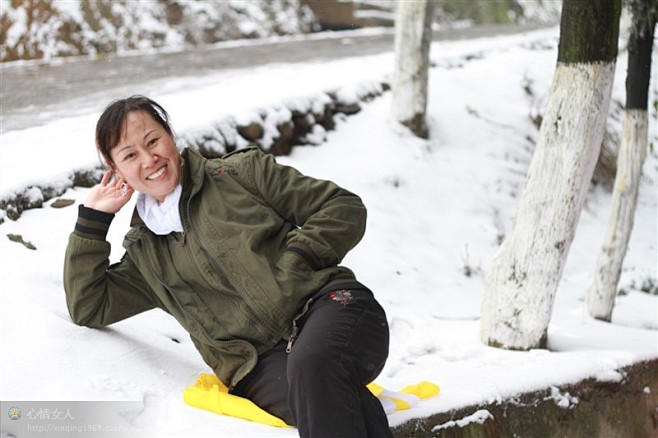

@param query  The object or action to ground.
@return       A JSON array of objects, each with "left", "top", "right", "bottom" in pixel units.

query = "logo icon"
[{"left": 8, "top": 406, "right": 21, "bottom": 420}]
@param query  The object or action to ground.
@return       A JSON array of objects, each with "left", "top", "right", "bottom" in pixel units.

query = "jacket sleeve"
[
  {"left": 63, "top": 205, "right": 157, "bottom": 328},
  {"left": 232, "top": 148, "right": 367, "bottom": 270}
]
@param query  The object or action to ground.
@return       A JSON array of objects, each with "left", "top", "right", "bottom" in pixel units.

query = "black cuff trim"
[
  {"left": 74, "top": 223, "right": 110, "bottom": 237},
  {"left": 75, "top": 205, "right": 114, "bottom": 240},
  {"left": 78, "top": 204, "right": 115, "bottom": 224}
]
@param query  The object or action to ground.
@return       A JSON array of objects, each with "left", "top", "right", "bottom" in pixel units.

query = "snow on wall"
[
  {"left": 0, "top": 0, "right": 317, "bottom": 62},
  {"left": 0, "top": 79, "right": 385, "bottom": 223},
  {"left": 432, "top": 409, "right": 494, "bottom": 432}
]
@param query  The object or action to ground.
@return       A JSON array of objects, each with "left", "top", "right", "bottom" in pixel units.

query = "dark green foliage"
[{"left": 557, "top": 0, "right": 621, "bottom": 63}]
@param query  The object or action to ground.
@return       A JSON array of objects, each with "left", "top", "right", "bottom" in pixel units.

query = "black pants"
[{"left": 232, "top": 288, "right": 393, "bottom": 437}]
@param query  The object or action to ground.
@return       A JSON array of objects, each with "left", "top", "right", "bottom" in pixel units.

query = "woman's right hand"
[{"left": 84, "top": 171, "right": 135, "bottom": 214}]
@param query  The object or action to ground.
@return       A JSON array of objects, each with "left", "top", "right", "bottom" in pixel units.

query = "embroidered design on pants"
[{"left": 329, "top": 290, "right": 353, "bottom": 306}]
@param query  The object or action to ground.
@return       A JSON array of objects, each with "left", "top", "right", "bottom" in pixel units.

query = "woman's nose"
[{"left": 141, "top": 150, "right": 158, "bottom": 167}]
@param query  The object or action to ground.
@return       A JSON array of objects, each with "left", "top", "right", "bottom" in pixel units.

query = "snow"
[
  {"left": 481, "top": 60, "right": 617, "bottom": 350},
  {"left": 548, "top": 386, "right": 578, "bottom": 409},
  {"left": 0, "top": 0, "right": 314, "bottom": 61},
  {"left": 432, "top": 409, "right": 493, "bottom": 431},
  {"left": 1, "top": 26, "right": 657, "bottom": 437}
]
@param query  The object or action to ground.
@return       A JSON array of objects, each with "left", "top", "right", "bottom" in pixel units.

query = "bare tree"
[
  {"left": 480, "top": 0, "right": 622, "bottom": 350},
  {"left": 588, "top": 0, "right": 657, "bottom": 321},
  {"left": 392, "top": 0, "right": 434, "bottom": 138}
]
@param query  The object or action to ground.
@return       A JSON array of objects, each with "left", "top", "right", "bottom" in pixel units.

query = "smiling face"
[{"left": 110, "top": 110, "right": 181, "bottom": 202}]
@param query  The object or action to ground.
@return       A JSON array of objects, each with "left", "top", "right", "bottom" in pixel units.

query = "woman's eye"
[
  {"left": 148, "top": 138, "right": 158, "bottom": 146},
  {"left": 123, "top": 153, "right": 135, "bottom": 161}
]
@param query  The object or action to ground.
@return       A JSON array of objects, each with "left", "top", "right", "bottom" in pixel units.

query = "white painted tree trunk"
[
  {"left": 392, "top": 0, "right": 432, "bottom": 137},
  {"left": 587, "top": 110, "right": 648, "bottom": 321},
  {"left": 480, "top": 62, "right": 616, "bottom": 350}
]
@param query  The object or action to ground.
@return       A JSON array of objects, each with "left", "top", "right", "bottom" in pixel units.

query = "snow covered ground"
[{"left": 1, "top": 27, "right": 656, "bottom": 437}]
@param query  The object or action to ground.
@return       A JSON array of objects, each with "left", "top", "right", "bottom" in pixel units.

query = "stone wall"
[
  {"left": 392, "top": 358, "right": 658, "bottom": 437},
  {"left": 181, "top": 81, "right": 386, "bottom": 158}
]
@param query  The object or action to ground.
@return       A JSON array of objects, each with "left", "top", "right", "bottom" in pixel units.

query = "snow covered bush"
[{"left": 0, "top": 0, "right": 317, "bottom": 62}]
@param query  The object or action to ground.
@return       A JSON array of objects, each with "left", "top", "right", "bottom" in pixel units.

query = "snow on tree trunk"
[
  {"left": 480, "top": 63, "right": 617, "bottom": 350},
  {"left": 392, "top": 0, "right": 433, "bottom": 138},
  {"left": 587, "top": 4, "right": 655, "bottom": 321},
  {"left": 480, "top": 0, "right": 621, "bottom": 351},
  {"left": 587, "top": 110, "right": 648, "bottom": 320}
]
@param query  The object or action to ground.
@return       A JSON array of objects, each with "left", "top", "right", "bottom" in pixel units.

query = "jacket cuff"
[
  {"left": 286, "top": 241, "right": 322, "bottom": 271},
  {"left": 74, "top": 205, "right": 115, "bottom": 240}
]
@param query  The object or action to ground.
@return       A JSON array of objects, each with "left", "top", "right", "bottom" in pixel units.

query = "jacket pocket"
[{"left": 276, "top": 249, "right": 325, "bottom": 295}]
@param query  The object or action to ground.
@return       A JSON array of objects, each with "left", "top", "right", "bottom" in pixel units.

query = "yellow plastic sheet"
[
  {"left": 184, "top": 373, "right": 291, "bottom": 428},
  {"left": 184, "top": 373, "right": 440, "bottom": 427},
  {"left": 367, "top": 381, "right": 440, "bottom": 414}
]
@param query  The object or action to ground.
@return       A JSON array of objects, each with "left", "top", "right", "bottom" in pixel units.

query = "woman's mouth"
[{"left": 147, "top": 166, "right": 166, "bottom": 180}]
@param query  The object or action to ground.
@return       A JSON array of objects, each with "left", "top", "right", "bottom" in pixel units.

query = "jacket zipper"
[
  {"left": 286, "top": 296, "right": 315, "bottom": 353},
  {"left": 286, "top": 326, "right": 298, "bottom": 353}
]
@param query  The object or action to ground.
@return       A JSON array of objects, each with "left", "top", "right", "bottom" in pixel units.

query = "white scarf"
[{"left": 136, "top": 184, "right": 184, "bottom": 235}]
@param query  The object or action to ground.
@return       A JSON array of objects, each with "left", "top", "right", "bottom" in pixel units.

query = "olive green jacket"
[{"left": 63, "top": 147, "right": 367, "bottom": 387}]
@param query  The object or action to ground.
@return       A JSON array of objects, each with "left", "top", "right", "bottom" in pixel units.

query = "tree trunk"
[
  {"left": 587, "top": 7, "right": 656, "bottom": 321},
  {"left": 480, "top": 0, "right": 621, "bottom": 350},
  {"left": 392, "top": 0, "right": 433, "bottom": 138}
]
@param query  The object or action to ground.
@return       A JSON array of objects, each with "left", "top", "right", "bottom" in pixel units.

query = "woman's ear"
[{"left": 112, "top": 166, "right": 124, "bottom": 181}]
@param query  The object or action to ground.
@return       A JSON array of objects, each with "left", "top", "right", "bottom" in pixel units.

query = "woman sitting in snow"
[{"left": 63, "top": 95, "right": 392, "bottom": 437}]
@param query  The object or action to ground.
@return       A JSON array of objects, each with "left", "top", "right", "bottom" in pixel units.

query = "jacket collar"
[
  {"left": 180, "top": 146, "right": 207, "bottom": 198},
  {"left": 129, "top": 147, "right": 207, "bottom": 228}
]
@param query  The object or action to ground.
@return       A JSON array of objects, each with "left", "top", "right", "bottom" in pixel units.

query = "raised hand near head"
[{"left": 84, "top": 171, "right": 134, "bottom": 214}]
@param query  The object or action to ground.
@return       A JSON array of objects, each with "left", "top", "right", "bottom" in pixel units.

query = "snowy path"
[{"left": 1, "top": 24, "right": 547, "bottom": 133}]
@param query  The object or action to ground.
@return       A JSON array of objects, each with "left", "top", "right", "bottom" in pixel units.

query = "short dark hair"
[{"left": 96, "top": 95, "right": 174, "bottom": 167}]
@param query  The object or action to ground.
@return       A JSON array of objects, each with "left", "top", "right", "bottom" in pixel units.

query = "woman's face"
[{"left": 110, "top": 110, "right": 180, "bottom": 202}]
